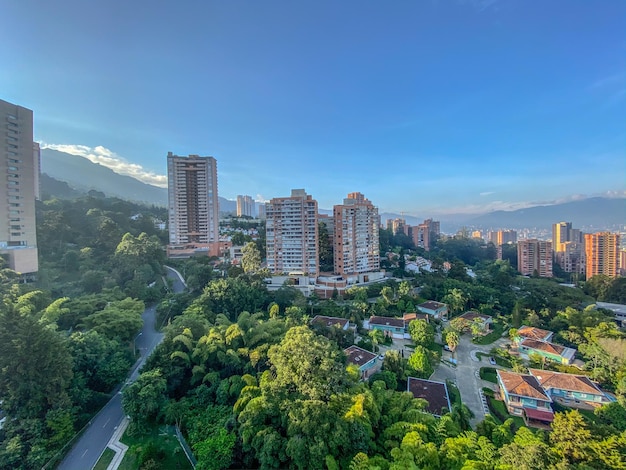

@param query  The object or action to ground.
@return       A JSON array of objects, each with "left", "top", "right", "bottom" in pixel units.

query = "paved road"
[
  {"left": 431, "top": 334, "right": 507, "bottom": 427},
  {"left": 57, "top": 267, "right": 184, "bottom": 470}
]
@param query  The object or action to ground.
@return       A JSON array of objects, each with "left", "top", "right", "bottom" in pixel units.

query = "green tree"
[
  {"left": 241, "top": 241, "right": 261, "bottom": 273},
  {"left": 122, "top": 369, "right": 167, "bottom": 433},
  {"left": 550, "top": 410, "right": 592, "bottom": 464},
  {"left": 266, "top": 326, "right": 348, "bottom": 401},
  {"left": 442, "top": 288, "right": 468, "bottom": 316},
  {"left": 408, "top": 345, "right": 433, "bottom": 378},
  {"left": 446, "top": 330, "right": 460, "bottom": 353},
  {"left": 408, "top": 320, "right": 435, "bottom": 347},
  {"left": 318, "top": 221, "right": 334, "bottom": 272}
]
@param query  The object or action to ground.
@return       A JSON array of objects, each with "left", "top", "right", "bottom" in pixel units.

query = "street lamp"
[{"left": 133, "top": 332, "right": 143, "bottom": 357}]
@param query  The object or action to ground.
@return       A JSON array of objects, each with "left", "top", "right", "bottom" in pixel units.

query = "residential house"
[
  {"left": 529, "top": 369, "right": 612, "bottom": 408},
  {"left": 344, "top": 345, "right": 378, "bottom": 380},
  {"left": 458, "top": 312, "right": 492, "bottom": 334},
  {"left": 496, "top": 370, "right": 554, "bottom": 427},
  {"left": 310, "top": 315, "right": 350, "bottom": 330},
  {"left": 516, "top": 325, "right": 554, "bottom": 343},
  {"left": 417, "top": 301, "right": 449, "bottom": 320},
  {"left": 407, "top": 377, "right": 452, "bottom": 417},
  {"left": 519, "top": 338, "right": 576, "bottom": 365},
  {"left": 402, "top": 312, "right": 430, "bottom": 323},
  {"left": 365, "top": 316, "right": 409, "bottom": 339}
]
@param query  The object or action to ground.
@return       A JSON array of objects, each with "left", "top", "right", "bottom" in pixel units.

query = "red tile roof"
[
  {"left": 528, "top": 369, "right": 603, "bottom": 395},
  {"left": 497, "top": 370, "right": 551, "bottom": 401},
  {"left": 523, "top": 407, "right": 554, "bottom": 422},
  {"left": 403, "top": 313, "right": 430, "bottom": 322},
  {"left": 518, "top": 326, "right": 553, "bottom": 341},
  {"left": 520, "top": 338, "right": 576, "bottom": 359},
  {"left": 407, "top": 377, "right": 451, "bottom": 416}
]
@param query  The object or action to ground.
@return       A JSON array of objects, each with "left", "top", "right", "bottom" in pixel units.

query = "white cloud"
[
  {"left": 40, "top": 143, "right": 167, "bottom": 188},
  {"left": 479, "top": 191, "right": 495, "bottom": 196}
]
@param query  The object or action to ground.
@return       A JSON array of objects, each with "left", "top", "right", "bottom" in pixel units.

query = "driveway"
[{"left": 430, "top": 335, "right": 507, "bottom": 427}]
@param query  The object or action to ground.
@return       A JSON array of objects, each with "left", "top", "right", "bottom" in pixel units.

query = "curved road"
[{"left": 57, "top": 266, "right": 185, "bottom": 470}]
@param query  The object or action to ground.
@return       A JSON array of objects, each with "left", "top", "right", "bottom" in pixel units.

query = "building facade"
[
  {"left": 0, "top": 99, "right": 38, "bottom": 274},
  {"left": 552, "top": 222, "right": 585, "bottom": 274},
  {"left": 266, "top": 189, "right": 319, "bottom": 275},
  {"left": 517, "top": 239, "right": 553, "bottom": 277},
  {"left": 167, "top": 153, "right": 219, "bottom": 249},
  {"left": 333, "top": 192, "right": 380, "bottom": 276},
  {"left": 585, "top": 232, "right": 620, "bottom": 279},
  {"left": 411, "top": 218, "right": 440, "bottom": 251},
  {"left": 236, "top": 194, "right": 254, "bottom": 217}
]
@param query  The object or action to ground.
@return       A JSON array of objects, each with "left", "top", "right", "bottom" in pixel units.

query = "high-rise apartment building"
[
  {"left": 266, "top": 189, "right": 319, "bottom": 275},
  {"left": 333, "top": 192, "right": 380, "bottom": 276},
  {"left": 0, "top": 99, "right": 38, "bottom": 274},
  {"left": 489, "top": 230, "right": 518, "bottom": 246},
  {"left": 585, "top": 232, "right": 620, "bottom": 279},
  {"left": 387, "top": 218, "right": 408, "bottom": 236},
  {"left": 167, "top": 153, "right": 219, "bottom": 249},
  {"left": 236, "top": 195, "right": 254, "bottom": 217},
  {"left": 411, "top": 218, "right": 440, "bottom": 251},
  {"left": 518, "top": 239, "right": 553, "bottom": 277},
  {"left": 552, "top": 222, "right": 585, "bottom": 274}
]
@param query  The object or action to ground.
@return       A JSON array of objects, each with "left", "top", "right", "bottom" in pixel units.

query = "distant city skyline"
[{"left": 2, "top": 1, "right": 625, "bottom": 214}]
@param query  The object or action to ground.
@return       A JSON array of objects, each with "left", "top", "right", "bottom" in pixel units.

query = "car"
[
  {"left": 378, "top": 353, "right": 385, "bottom": 360},
  {"left": 489, "top": 357, "right": 496, "bottom": 365},
  {"left": 443, "top": 345, "right": 451, "bottom": 352}
]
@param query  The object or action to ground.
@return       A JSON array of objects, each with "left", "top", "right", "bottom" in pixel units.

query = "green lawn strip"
[
  {"left": 479, "top": 367, "right": 498, "bottom": 383},
  {"left": 119, "top": 425, "right": 192, "bottom": 470},
  {"left": 487, "top": 397, "right": 526, "bottom": 431},
  {"left": 472, "top": 322, "right": 505, "bottom": 345},
  {"left": 93, "top": 447, "right": 115, "bottom": 470}
]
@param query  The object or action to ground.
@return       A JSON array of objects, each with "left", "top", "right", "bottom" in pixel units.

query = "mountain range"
[{"left": 40, "top": 148, "right": 625, "bottom": 232}]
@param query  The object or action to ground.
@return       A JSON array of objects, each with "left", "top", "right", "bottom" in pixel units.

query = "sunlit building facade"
[
  {"left": 236, "top": 194, "right": 254, "bottom": 217},
  {"left": 585, "top": 232, "right": 620, "bottom": 279},
  {"left": 518, "top": 239, "right": 553, "bottom": 277}
]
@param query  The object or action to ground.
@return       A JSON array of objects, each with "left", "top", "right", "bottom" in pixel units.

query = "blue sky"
[{"left": 2, "top": 0, "right": 625, "bottom": 215}]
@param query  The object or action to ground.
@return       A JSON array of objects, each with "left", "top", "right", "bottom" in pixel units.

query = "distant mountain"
[
  {"left": 40, "top": 148, "right": 237, "bottom": 211},
  {"left": 467, "top": 197, "right": 626, "bottom": 230},
  {"left": 40, "top": 173, "right": 83, "bottom": 199}
]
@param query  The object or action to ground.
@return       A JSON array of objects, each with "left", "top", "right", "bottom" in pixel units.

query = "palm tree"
[{"left": 446, "top": 330, "right": 460, "bottom": 354}]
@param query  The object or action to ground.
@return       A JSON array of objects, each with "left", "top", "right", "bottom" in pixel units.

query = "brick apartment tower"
[
  {"left": 236, "top": 195, "right": 254, "bottom": 217},
  {"left": 0, "top": 99, "right": 38, "bottom": 274},
  {"left": 517, "top": 239, "right": 553, "bottom": 277},
  {"left": 266, "top": 189, "right": 319, "bottom": 275},
  {"left": 333, "top": 192, "right": 380, "bottom": 276},
  {"left": 167, "top": 153, "right": 219, "bottom": 246},
  {"left": 584, "top": 232, "right": 620, "bottom": 279}
]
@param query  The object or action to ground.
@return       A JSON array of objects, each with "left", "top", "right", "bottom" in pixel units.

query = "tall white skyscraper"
[
  {"left": 167, "top": 153, "right": 219, "bottom": 249},
  {"left": 266, "top": 189, "right": 319, "bottom": 275},
  {"left": 0, "top": 99, "right": 38, "bottom": 274},
  {"left": 333, "top": 192, "right": 380, "bottom": 275}
]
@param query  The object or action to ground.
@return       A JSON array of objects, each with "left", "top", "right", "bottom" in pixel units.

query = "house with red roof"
[
  {"left": 528, "top": 369, "right": 613, "bottom": 408},
  {"left": 496, "top": 370, "right": 554, "bottom": 428},
  {"left": 518, "top": 338, "right": 576, "bottom": 365}
]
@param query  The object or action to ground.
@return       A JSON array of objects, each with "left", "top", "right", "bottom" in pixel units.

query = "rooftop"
[
  {"left": 310, "top": 315, "right": 350, "bottom": 329},
  {"left": 528, "top": 369, "right": 604, "bottom": 395},
  {"left": 344, "top": 345, "right": 377, "bottom": 368},
  {"left": 497, "top": 370, "right": 552, "bottom": 402},
  {"left": 369, "top": 316, "right": 406, "bottom": 328},
  {"left": 517, "top": 325, "right": 554, "bottom": 341},
  {"left": 407, "top": 377, "right": 452, "bottom": 416},
  {"left": 521, "top": 338, "right": 576, "bottom": 360},
  {"left": 459, "top": 311, "right": 492, "bottom": 322},
  {"left": 418, "top": 301, "right": 447, "bottom": 311},
  {"left": 403, "top": 312, "right": 430, "bottom": 322}
]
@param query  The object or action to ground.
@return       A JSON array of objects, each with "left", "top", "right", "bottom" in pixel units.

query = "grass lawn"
[
  {"left": 472, "top": 322, "right": 505, "bottom": 345},
  {"left": 93, "top": 448, "right": 115, "bottom": 470},
  {"left": 479, "top": 367, "right": 498, "bottom": 383},
  {"left": 119, "top": 426, "right": 192, "bottom": 470},
  {"left": 487, "top": 397, "right": 526, "bottom": 430}
]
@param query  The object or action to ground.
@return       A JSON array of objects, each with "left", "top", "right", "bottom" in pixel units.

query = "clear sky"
[{"left": 2, "top": 0, "right": 625, "bottom": 215}]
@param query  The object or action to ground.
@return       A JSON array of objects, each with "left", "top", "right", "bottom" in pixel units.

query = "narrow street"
[{"left": 56, "top": 267, "right": 184, "bottom": 470}]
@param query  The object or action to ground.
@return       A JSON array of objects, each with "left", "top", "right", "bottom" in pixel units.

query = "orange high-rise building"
[{"left": 584, "top": 232, "right": 620, "bottom": 279}]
